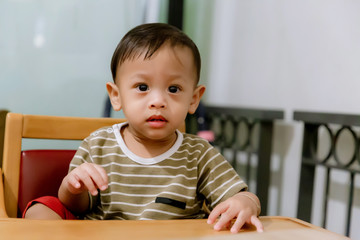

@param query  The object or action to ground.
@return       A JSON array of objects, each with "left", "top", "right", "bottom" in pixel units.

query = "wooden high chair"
[
  {"left": 0, "top": 110, "right": 9, "bottom": 168},
  {"left": 0, "top": 113, "right": 126, "bottom": 218}
]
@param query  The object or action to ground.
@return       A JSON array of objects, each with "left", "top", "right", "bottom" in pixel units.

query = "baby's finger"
[
  {"left": 250, "top": 215, "right": 264, "bottom": 233},
  {"left": 76, "top": 170, "right": 99, "bottom": 196},
  {"left": 207, "top": 202, "right": 228, "bottom": 224},
  {"left": 65, "top": 174, "right": 82, "bottom": 192},
  {"left": 230, "top": 212, "right": 246, "bottom": 233},
  {"left": 92, "top": 164, "right": 108, "bottom": 190},
  {"left": 224, "top": 220, "right": 232, "bottom": 230},
  {"left": 213, "top": 211, "right": 236, "bottom": 231},
  {"left": 83, "top": 164, "right": 109, "bottom": 194}
]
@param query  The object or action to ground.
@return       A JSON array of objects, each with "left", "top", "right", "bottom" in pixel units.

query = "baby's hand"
[
  {"left": 63, "top": 163, "right": 108, "bottom": 196},
  {"left": 207, "top": 192, "right": 263, "bottom": 233}
]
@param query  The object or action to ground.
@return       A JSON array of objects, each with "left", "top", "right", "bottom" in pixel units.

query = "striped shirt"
[{"left": 69, "top": 122, "right": 247, "bottom": 220}]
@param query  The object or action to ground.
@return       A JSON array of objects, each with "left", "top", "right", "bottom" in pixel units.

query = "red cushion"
[{"left": 18, "top": 149, "right": 76, "bottom": 217}]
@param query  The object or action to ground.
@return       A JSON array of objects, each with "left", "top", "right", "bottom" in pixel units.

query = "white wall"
[
  {"left": 185, "top": 0, "right": 360, "bottom": 238},
  {"left": 206, "top": 0, "right": 360, "bottom": 119},
  {"left": 0, "top": 0, "right": 165, "bottom": 149},
  {"left": 0, "top": 0, "right": 163, "bottom": 118}
]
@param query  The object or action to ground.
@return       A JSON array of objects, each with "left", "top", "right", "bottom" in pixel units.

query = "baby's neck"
[{"left": 121, "top": 126, "right": 177, "bottom": 158}]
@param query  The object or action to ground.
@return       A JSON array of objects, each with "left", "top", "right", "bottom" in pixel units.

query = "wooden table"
[{"left": 0, "top": 216, "right": 349, "bottom": 240}]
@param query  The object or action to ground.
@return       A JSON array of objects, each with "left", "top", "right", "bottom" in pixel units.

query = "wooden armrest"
[{"left": 0, "top": 168, "right": 9, "bottom": 218}]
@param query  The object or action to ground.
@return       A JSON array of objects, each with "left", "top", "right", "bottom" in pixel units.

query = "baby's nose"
[{"left": 149, "top": 91, "right": 166, "bottom": 109}]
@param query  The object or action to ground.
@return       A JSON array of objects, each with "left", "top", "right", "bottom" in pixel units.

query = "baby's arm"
[
  {"left": 207, "top": 191, "right": 263, "bottom": 233},
  {"left": 58, "top": 163, "right": 108, "bottom": 214}
]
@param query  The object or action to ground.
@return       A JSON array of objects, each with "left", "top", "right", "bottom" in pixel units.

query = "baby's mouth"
[{"left": 147, "top": 115, "right": 167, "bottom": 122}]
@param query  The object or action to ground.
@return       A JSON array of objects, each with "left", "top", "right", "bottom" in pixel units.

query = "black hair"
[{"left": 110, "top": 23, "right": 201, "bottom": 83}]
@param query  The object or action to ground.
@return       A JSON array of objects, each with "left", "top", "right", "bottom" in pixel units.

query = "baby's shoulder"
[
  {"left": 181, "top": 133, "right": 213, "bottom": 150},
  {"left": 82, "top": 126, "right": 117, "bottom": 146},
  {"left": 89, "top": 126, "right": 115, "bottom": 137}
]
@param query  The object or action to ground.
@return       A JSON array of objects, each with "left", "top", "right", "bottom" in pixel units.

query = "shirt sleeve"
[{"left": 197, "top": 143, "right": 247, "bottom": 209}]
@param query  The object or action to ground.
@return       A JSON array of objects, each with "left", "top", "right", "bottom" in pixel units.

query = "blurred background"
[{"left": 1, "top": 0, "right": 359, "bottom": 238}]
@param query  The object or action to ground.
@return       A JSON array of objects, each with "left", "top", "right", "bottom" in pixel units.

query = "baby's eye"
[
  {"left": 168, "top": 85, "right": 180, "bottom": 93},
  {"left": 136, "top": 84, "right": 149, "bottom": 92}
]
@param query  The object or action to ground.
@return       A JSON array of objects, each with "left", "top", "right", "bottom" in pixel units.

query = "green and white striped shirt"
[{"left": 70, "top": 122, "right": 247, "bottom": 220}]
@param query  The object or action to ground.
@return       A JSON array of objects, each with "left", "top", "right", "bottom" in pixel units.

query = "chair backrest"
[
  {"left": 0, "top": 110, "right": 9, "bottom": 167},
  {"left": 18, "top": 149, "right": 76, "bottom": 217},
  {"left": 2, "top": 113, "right": 126, "bottom": 218},
  {"left": 186, "top": 105, "right": 284, "bottom": 215},
  {"left": 294, "top": 111, "right": 360, "bottom": 237}
]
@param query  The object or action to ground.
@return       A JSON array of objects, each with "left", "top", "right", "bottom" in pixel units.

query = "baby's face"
[{"left": 112, "top": 44, "right": 204, "bottom": 142}]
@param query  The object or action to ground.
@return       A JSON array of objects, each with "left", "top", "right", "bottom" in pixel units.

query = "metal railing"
[{"left": 294, "top": 111, "right": 360, "bottom": 237}]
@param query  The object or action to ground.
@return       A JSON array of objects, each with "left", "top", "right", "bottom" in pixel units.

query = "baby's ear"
[
  {"left": 188, "top": 85, "right": 206, "bottom": 114},
  {"left": 106, "top": 82, "right": 122, "bottom": 111}
]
